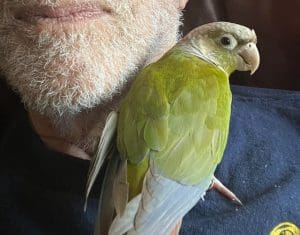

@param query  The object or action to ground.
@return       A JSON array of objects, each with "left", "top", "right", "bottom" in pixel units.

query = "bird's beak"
[{"left": 237, "top": 42, "right": 260, "bottom": 75}]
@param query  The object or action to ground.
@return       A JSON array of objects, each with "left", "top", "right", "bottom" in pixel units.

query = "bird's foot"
[{"left": 210, "top": 176, "right": 243, "bottom": 206}]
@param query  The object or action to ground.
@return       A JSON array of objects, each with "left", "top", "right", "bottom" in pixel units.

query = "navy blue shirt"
[
  {"left": 1, "top": 85, "right": 299, "bottom": 235},
  {"left": 0, "top": 108, "right": 104, "bottom": 235}
]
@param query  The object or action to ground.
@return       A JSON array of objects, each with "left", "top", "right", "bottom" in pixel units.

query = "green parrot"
[{"left": 85, "top": 22, "right": 260, "bottom": 235}]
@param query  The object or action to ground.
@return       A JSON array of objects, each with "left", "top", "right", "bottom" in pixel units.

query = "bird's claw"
[{"left": 210, "top": 176, "right": 243, "bottom": 206}]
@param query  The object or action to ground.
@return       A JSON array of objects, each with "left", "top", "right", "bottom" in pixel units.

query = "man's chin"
[
  {"left": 24, "top": 93, "right": 101, "bottom": 118},
  {"left": 12, "top": 68, "right": 118, "bottom": 118}
]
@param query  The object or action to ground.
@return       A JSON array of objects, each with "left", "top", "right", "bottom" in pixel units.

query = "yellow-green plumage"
[
  {"left": 117, "top": 47, "right": 232, "bottom": 199},
  {"left": 86, "top": 22, "right": 259, "bottom": 235}
]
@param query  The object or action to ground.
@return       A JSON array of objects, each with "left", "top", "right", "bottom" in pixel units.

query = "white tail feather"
[
  {"left": 85, "top": 111, "right": 118, "bottom": 210},
  {"left": 109, "top": 162, "right": 213, "bottom": 235}
]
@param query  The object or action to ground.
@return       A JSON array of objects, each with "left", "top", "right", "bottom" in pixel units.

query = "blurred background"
[
  {"left": 1, "top": 0, "right": 299, "bottom": 125},
  {"left": 183, "top": 0, "right": 300, "bottom": 90}
]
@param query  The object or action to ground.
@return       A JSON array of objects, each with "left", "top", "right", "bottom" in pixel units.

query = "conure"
[{"left": 85, "top": 22, "right": 260, "bottom": 235}]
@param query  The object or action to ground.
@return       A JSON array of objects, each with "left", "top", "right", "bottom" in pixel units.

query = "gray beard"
[{"left": 0, "top": 0, "right": 182, "bottom": 118}]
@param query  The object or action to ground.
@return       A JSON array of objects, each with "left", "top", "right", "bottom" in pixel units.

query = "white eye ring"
[{"left": 219, "top": 34, "right": 238, "bottom": 50}]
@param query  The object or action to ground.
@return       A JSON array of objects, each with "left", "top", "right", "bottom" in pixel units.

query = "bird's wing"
[
  {"left": 118, "top": 56, "right": 231, "bottom": 186},
  {"left": 153, "top": 69, "right": 231, "bottom": 185},
  {"left": 117, "top": 64, "right": 171, "bottom": 164},
  {"left": 116, "top": 64, "right": 173, "bottom": 200}
]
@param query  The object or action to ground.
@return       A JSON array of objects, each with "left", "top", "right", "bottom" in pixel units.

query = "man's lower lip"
[
  {"left": 25, "top": 11, "right": 107, "bottom": 25},
  {"left": 15, "top": 5, "right": 111, "bottom": 27}
]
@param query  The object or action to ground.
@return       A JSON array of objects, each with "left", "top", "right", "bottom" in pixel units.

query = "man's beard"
[{"left": 0, "top": 0, "right": 181, "bottom": 117}]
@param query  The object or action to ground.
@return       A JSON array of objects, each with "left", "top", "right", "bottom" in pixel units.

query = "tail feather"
[
  {"left": 113, "top": 160, "right": 129, "bottom": 216},
  {"left": 94, "top": 148, "right": 120, "bottom": 235},
  {"left": 108, "top": 166, "right": 213, "bottom": 235},
  {"left": 85, "top": 111, "right": 118, "bottom": 210},
  {"left": 128, "top": 164, "right": 213, "bottom": 235}
]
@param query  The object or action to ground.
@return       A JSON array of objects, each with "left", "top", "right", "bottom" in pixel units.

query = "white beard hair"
[{"left": 0, "top": 0, "right": 182, "bottom": 118}]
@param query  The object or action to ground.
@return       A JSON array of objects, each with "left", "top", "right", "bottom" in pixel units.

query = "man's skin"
[{"left": 0, "top": 0, "right": 188, "bottom": 233}]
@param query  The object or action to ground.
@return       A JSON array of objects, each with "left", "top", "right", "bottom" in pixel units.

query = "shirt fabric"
[{"left": 1, "top": 85, "right": 299, "bottom": 235}]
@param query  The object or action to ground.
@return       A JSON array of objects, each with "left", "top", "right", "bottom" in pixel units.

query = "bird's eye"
[
  {"left": 220, "top": 36, "right": 231, "bottom": 46},
  {"left": 219, "top": 34, "right": 237, "bottom": 50}
]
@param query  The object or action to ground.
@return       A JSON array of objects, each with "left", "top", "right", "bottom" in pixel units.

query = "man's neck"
[{"left": 29, "top": 90, "right": 126, "bottom": 160}]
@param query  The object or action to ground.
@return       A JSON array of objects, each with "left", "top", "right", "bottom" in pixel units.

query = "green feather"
[{"left": 117, "top": 47, "right": 232, "bottom": 186}]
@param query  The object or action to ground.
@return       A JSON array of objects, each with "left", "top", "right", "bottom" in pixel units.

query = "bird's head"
[{"left": 181, "top": 22, "right": 260, "bottom": 75}]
